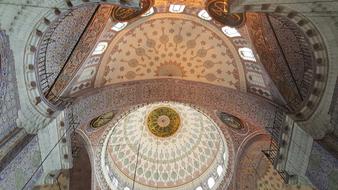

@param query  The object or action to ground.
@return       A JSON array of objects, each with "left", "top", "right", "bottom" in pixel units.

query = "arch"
[
  {"left": 230, "top": 2, "right": 337, "bottom": 138},
  {"left": 234, "top": 133, "right": 271, "bottom": 189},
  {"left": 69, "top": 130, "right": 93, "bottom": 190},
  {"left": 3, "top": 1, "right": 140, "bottom": 134},
  {"left": 69, "top": 79, "right": 278, "bottom": 131}
]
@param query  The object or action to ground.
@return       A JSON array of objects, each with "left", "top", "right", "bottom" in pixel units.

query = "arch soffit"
[{"left": 230, "top": 3, "right": 337, "bottom": 138}]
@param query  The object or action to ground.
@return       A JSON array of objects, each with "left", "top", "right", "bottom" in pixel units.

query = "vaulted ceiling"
[{"left": 41, "top": 3, "right": 280, "bottom": 104}]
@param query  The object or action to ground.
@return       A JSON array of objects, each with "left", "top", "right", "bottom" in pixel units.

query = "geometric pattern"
[
  {"left": 100, "top": 102, "right": 229, "bottom": 190},
  {"left": 0, "top": 31, "right": 19, "bottom": 140},
  {"left": 147, "top": 107, "right": 180, "bottom": 137},
  {"left": 96, "top": 15, "right": 246, "bottom": 91}
]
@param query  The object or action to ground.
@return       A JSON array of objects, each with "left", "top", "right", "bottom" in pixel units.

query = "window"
[
  {"left": 198, "top": 10, "right": 212, "bottom": 21},
  {"left": 111, "top": 22, "right": 128, "bottom": 31},
  {"left": 169, "top": 4, "right": 185, "bottom": 13},
  {"left": 222, "top": 26, "right": 241, "bottom": 37},
  {"left": 208, "top": 177, "right": 215, "bottom": 188},
  {"left": 92, "top": 42, "right": 108, "bottom": 55},
  {"left": 112, "top": 177, "right": 119, "bottom": 187},
  {"left": 142, "top": 7, "right": 155, "bottom": 17},
  {"left": 217, "top": 165, "right": 223, "bottom": 176},
  {"left": 196, "top": 186, "right": 203, "bottom": 190},
  {"left": 238, "top": 47, "right": 256, "bottom": 62}
]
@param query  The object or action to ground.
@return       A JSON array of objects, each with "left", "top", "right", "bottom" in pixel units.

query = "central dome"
[
  {"left": 147, "top": 107, "right": 180, "bottom": 137},
  {"left": 100, "top": 102, "right": 230, "bottom": 190}
]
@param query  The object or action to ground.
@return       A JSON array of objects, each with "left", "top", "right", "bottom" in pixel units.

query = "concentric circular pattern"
[
  {"left": 147, "top": 107, "right": 180, "bottom": 137},
  {"left": 100, "top": 102, "right": 230, "bottom": 190},
  {"left": 98, "top": 14, "right": 246, "bottom": 91}
]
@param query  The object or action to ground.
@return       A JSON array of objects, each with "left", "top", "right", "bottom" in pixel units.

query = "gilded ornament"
[
  {"left": 147, "top": 107, "right": 180, "bottom": 137},
  {"left": 206, "top": 0, "right": 245, "bottom": 27},
  {"left": 90, "top": 111, "right": 115, "bottom": 128},
  {"left": 218, "top": 112, "right": 244, "bottom": 129}
]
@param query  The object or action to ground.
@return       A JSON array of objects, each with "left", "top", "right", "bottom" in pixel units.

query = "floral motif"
[{"left": 147, "top": 106, "right": 180, "bottom": 137}]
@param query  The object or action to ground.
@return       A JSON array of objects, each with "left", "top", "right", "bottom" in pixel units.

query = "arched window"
[
  {"left": 112, "top": 177, "right": 119, "bottom": 187},
  {"left": 222, "top": 26, "right": 241, "bottom": 37},
  {"left": 195, "top": 186, "right": 203, "bottom": 190},
  {"left": 198, "top": 10, "right": 212, "bottom": 21},
  {"left": 169, "top": 4, "right": 185, "bottom": 13},
  {"left": 111, "top": 22, "right": 128, "bottom": 31},
  {"left": 217, "top": 165, "right": 223, "bottom": 176},
  {"left": 92, "top": 42, "right": 108, "bottom": 55},
  {"left": 208, "top": 177, "right": 215, "bottom": 188},
  {"left": 238, "top": 47, "right": 256, "bottom": 62}
]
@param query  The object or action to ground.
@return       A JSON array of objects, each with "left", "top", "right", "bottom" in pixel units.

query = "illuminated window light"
[
  {"left": 217, "top": 165, "right": 223, "bottom": 176},
  {"left": 92, "top": 42, "right": 108, "bottom": 55},
  {"left": 196, "top": 186, "right": 203, "bottom": 190},
  {"left": 112, "top": 177, "right": 119, "bottom": 187},
  {"left": 238, "top": 47, "right": 256, "bottom": 62},
  {"left": 142, "top": 7, "right": 155, "bottom": 16},
  {"left": 222, "top": 26, "right": 241, "bottom": 37},
  {"left": 169, "top": 4, "right": 185, "bottom": 13},
  {"left": 198, "top": 10, "right": 212, "bottom": 21},
  {"left": 208, "top": 177, "right": 215, "bottom": 188},
  {"left": 111, "top": 22, "right": 128, "bottom": 31}
]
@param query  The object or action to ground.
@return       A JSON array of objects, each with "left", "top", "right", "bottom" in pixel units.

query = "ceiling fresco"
[{"left": 59, "top": 3, "right": 276, "bottom": 102}]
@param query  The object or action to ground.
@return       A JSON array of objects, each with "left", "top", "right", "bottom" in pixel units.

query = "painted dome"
[
  {"left": 147, "top": 106, "right": 181, "bottom": 137},
  {"left": 100, "top": 102, "right": 230, "bottom": 190}
]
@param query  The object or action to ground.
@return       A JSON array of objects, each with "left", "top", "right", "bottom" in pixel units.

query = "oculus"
[
  {"left": 218, "top": 112, "right": 244, "bottom": 129},
  {"left": 147, "top": 107, "right": 180, "bottom": 137},
  {"left": 206, "top": 0, "right": 245, "bottom": 27}
]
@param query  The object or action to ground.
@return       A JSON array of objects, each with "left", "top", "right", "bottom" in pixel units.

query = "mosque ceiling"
[
  {"left": 36, "top": 4, "right": 97, "bottom": 96},
  {"left": 46, "top": 4, "right": 113, "bottom": 99},
  {"left": 49, "top": 5, "right": 274, "bottom": 99},
  {"left": 97, "top": 102, "right": 232, "bottom": 189},
  {"left": 43, "top": 3, "right": 280, "bottom": 103},
  {"left": 95, "top": 14, "right": 246, "bottom": 91}
]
